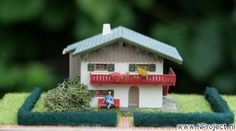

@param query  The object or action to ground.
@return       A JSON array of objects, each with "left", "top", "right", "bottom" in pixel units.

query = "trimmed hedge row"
[
  {"left": 18, "top": 87, "right": 42, "bottom": 113},
  {"left": 18, "top": 111, "right": 118, "bottom": 126},
  {"left": 204, "top": 87, "right": 230, "bottom": 113},
  {"left": 134, "top": 87, "right": 234, "bottom": 127},
  {"left": 18, "top": 88, "right": 118, "bottom": 126},
  {"left": 134, "top": 112, "right": 233, "bottom": 127}
]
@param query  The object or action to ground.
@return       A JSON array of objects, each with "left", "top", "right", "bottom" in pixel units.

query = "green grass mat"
[
  {"left": 0, "top": 93, "right": 235, "bottom": 125},
  {"left": 0, "top": 93, "right": 29, "bottom": 125},
  {"left": 171, "top": 94, "right": 212, "bottom": 112},
  {"left": 32, "top": 93, "right": 212, "bottom": 113}
]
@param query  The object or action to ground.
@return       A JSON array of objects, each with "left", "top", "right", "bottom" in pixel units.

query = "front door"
[{"left": 128, "top": 86, "right": 139, "bottom": 108}]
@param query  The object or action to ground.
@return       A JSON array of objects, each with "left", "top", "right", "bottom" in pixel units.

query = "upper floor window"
[
  {"left": 95, "top": 64, "right": 108, "bottom": 71},
  {"left": 136, "top": 64, "right": 149, "bottom": 71},
  {"left": 129, "top": 64, "right": 156, "bottom": 72},
  {"left": 88, "top": 63, "right": 115, "bottom": 72}
]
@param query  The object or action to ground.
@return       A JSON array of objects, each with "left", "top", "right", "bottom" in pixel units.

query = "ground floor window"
[{"left": 94, "top": 90, "right": 114, "bottom": 97}]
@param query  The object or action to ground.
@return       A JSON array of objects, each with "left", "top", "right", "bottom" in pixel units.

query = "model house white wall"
[
  {"left": 70, "top": 42, "right": 164, "bottom": 81},
  {"left": 80, "top": 61, "right": 163, "bottom": 88},
  {"left": 80, "top": 61, "right": 163, "bottom": 108},
  {"left": 68, "top": 43, "right": 164, "bottom": 108},
  {"left": 139, "top": 86, "right": 162, "bottom": 108},
  {"left": 89, "top": 86, "right": 129, "bottom": 107},
  {"left": 89, "top": 85, "right": 163, "bottom": 108}
]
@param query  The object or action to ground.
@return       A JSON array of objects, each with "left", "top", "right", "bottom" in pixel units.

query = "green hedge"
[
  {"left": 18, "top": 88, "right": 118, "bottom": 126},
  {"left": 134, "top": 87, "right": 234, "bottom": 127},
  {"left": 18, "top": 87, "right": 42, "bottom": 113},
  {"left": 134, "top": 112, "right": 233, "bottom": 127},
  {"left": 18, "top": 111, "right": 117, "bottom": 126},
  {"left": 204, "top": 87, "right": 230, "bottom": 112}
]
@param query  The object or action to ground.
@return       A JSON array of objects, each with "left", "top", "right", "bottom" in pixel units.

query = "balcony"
[{"left": 90, "top": 68, "right": 176, "bottom": 86}]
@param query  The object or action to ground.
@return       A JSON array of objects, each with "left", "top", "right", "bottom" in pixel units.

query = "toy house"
[{"left": 62, "top": 24, "right": 183, "bottom": 108}]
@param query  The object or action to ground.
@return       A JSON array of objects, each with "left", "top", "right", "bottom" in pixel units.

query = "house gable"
[
  {"left": 63, "top": 26, "right": 183, "bottom": 64},
  {"left": 80, "top": 41, "right": 163, "bottom": 63}
]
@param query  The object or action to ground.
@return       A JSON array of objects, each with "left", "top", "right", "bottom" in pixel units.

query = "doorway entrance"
[{"left": 128, "top": 86, "right": 139, "bottom": 108}]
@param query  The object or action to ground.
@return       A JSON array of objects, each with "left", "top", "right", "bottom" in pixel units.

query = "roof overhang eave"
[{"left": 62, "top": 48, "right": 76, "bottom": 55}]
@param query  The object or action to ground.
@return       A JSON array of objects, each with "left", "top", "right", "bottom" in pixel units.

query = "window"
[
  {"left": 87, "top": 63, "right": 115, "bottom": 72},
  {"left": 129, "top": 64, "right": 156, "bottom": 72},
  {"left": 95, "top": 64, "right": 108, "bottom": 71},
  {"left": 122, "top": 43, "right": 126, "bottom": 47},
  {"left": 94, "top": 90, "right": 114, "bottom": 97},
  {"left": 136, "top": 64, "right": 149, "bottom": 71}
]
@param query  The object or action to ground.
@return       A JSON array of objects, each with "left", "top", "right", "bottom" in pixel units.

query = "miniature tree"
[{"left": 44, "top": 77, "right": 93, "bottom": 112}]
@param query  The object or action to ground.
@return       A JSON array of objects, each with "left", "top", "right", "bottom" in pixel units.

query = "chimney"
[{"left": 102, "top": 23, "right": 111, "bottom": 35}]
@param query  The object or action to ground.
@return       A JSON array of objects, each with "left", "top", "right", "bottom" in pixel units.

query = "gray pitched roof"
[{"left": 63, "top": 26, "right": 183, "bottom": 64}]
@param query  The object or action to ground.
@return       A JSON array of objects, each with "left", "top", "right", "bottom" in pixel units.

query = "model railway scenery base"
[{"left": 2, "top": 87, "right": 230, "bottom": 127}]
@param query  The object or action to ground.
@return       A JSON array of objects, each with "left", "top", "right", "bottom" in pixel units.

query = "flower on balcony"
[
  {"left": 111, "top": 72, "right": 122, "bottom": 82},
  {"left": 137, "top": 66, "right": 148, "bottom": 79}
]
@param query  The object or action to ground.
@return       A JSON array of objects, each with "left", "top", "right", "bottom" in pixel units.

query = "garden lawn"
[
  {"left": 222, "top": 95, "right": 236, "bottom": 123},
  {"left": 31, "top": 93, "right": 48, "bottom": 112},
  {"left": 170, "top": 94, "right": 212, "bottom": 112},
  {"left": 32, "top": 93, "right": 212, "bottom": 113},
  {"left": 0, "top": 93, "right": 29, "bottom": 125},
  {"left": 1, "top": 93, "right": 235, "bottom": 125}
]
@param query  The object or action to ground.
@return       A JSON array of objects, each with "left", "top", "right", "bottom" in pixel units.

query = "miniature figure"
[{"left": 103, "top": 91, "right": 114, "bottom": 109}]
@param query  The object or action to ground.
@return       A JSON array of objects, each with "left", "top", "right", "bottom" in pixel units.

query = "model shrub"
[
  {"left": 204, "top": 87, "right": 230, "bottom": 112},
  {"left": 44, "top": 77, "right": 93, "bottom": 111}
]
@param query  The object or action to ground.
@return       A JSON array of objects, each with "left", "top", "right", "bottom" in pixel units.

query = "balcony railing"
[{"left": 90, "top": 67, "right": 176, "bottom": 86}]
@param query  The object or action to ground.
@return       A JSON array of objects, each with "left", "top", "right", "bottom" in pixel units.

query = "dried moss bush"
[{"left": 44, "top": 77, "right": 93, "bottom": 111}]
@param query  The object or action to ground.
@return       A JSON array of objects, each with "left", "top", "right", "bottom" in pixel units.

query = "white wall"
[
  {"left": 80, "top": 61, "right": 163, "bottom": 88},
  {"left": 75, "top": 41, "right": 165, "bottom": 108},
  {"left": 69, "top": 54, "right": 80, "bottom": 78},
  {"left": 89, "top": 85, "right": 163, "bottom": 108},
  {"left": 69, "top": 42, "right": 165, "bottom": 78},
  {"left": 89, "top": 85, "right": 129, "bottom": 107},
  {"left": 80, "top": 61, "right": 164, "bottom": 108},
  {"left": 139, "top": 86, "right": 163, "bottom": 108}
]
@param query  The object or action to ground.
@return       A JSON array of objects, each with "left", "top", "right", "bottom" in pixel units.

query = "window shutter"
[
  {"left": 149, "top": 64, "right": 156, "bottom": 72},
  {"left": 88, "top": 64, "right": 94, "bottom": 71},
  {"left": 129, "top": 64, "right": 136, "bottom": 72},
  {"left": 108, "top": 64, "right": 115, "bottom": 72}
]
